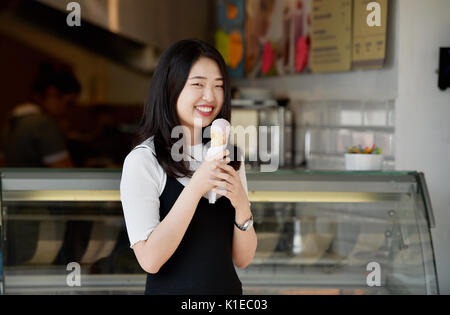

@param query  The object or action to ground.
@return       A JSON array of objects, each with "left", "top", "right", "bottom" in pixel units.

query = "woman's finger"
[
  {"left": 206, "top": 149, "right": 230, "bottom": 162},
  {"left": 216, "top": 163, "right": 238, "bottom": 177},
  {"left": 213, "top": 188, "right": 228, "bottom": 196},
  {"left": 208, "top": 179, "right": 230, "bottom": 190},
  {"left": 214, "top": 158, "right": 230, "bottom": 171},
  {"left": 213, "top": 170, "right": 235, "bottom": 185}
]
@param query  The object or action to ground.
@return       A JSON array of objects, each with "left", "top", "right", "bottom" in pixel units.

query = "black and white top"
[{"left": 120, "top": 136, "right": 249, "bottom": 248}]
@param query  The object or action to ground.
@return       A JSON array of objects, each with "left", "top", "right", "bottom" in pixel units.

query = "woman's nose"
[{"left": 202, "top": 86, "right": 215, "bottom": 102}]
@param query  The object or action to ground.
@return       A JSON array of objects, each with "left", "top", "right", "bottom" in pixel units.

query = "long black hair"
[{"left": 135, "top": 39, "right": 241, "bottom": 178}]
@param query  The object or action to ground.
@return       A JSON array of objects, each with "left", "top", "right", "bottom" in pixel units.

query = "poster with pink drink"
[{"left": 245, "top": 0, "right": 312, "bottom": 78}]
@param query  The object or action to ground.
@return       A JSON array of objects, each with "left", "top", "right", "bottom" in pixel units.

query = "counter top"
[{"left": 0, "top": 167, "right": 417, "bottom": 176}]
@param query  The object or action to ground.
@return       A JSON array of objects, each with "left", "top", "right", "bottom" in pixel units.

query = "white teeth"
[{"left": 196, "top": 107, "right": 213, "bottom": 113}]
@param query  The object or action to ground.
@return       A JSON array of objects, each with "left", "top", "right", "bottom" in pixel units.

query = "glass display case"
[{"left": 0, "top": 169, "right": 439, "bottom": 294}]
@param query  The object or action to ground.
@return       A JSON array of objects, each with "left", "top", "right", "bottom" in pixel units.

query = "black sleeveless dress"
[{"left": 144, "top": 175, "right": 243, "bottom": 295}]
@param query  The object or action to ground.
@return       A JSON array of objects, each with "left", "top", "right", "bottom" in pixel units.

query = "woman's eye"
[
  {"left": 192, "top": 83, "right": 203, "bottom": 87},
  {"left": 216, "top": 85, "right": 224, "bottom": 89}
]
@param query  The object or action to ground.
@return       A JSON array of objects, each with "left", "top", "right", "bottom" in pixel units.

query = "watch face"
[
  {"left": 244, "top": 219, "right": 254, "bottom": 230},
  {"left": 236, "top": 216, "right": 253, "bottom": 231}
]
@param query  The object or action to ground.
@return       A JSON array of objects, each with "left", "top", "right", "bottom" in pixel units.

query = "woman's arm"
[
  {"left": 232, "top": 204, "right": 258, "bottom": 269},
  {"left": 132, "top": 182, "right": 202, "bottom": 274},
  {"left": 132, "top": 149, "right": 230, "bottom": 274},
  {"left": 211, "top": 162, "right": 257, "bottom": 269}
]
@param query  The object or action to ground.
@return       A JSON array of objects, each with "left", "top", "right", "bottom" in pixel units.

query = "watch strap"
[{"left": 234, "top": 215, "right": 253, "bottom": 231}]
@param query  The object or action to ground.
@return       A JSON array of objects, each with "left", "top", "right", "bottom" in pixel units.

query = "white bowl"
[{"left": 345, "top": 153, "right": 383, "bottom": 171}]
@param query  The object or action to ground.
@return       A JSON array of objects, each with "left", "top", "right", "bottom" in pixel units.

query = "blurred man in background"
[
  {"left": 1, "top": 62, "right": 80, "bottom": 266},
  {"left": 1, "top": 62, "right": 79, "bottom": 168}
]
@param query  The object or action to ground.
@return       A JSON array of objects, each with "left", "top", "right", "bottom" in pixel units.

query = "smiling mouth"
[{"left": 195, "top": 106, "right": 214, "bottom": 113}]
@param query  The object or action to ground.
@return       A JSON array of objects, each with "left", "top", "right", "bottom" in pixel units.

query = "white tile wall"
[
  {"left": 340, "top": 101, "right": 364, "bottom": 126},
  {"left": 363, "top": 101, "right": 389, "bottom": 126},
  {"left": 291, "top": 100, "right": 395, "bottom": 170}
]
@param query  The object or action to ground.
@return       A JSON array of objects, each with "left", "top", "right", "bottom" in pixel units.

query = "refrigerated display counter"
[{"left": 0, "top": 169, "right": 439, "bottom": 294}]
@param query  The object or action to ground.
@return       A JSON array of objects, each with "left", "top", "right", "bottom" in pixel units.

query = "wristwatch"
[{"left": 235, "top": 215, "right": 254, "bottom": 231}]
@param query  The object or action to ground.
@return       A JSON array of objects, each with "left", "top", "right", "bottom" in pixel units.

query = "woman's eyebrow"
[{"left": 188, "top": 76, "right": 224, "bottom": 81}]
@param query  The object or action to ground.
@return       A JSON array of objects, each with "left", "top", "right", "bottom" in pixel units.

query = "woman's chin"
[{"left": 193, "top": 111, "right": 216, "bottom": 125}]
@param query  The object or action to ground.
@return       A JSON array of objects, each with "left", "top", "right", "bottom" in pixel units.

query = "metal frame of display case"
[
  {"left": 245, "top": 171, "right": 436, "bottom": 228},
  {"left": 244, "top": 170, "right": 439, "bottom": 294},
  {"left": 0, "top": 169, "right": 439, "bottom": 295}
]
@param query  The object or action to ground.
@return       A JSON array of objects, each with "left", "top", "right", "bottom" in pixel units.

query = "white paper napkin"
[{"left": 206, "top": 144, "right": 227, "bottom": 204}]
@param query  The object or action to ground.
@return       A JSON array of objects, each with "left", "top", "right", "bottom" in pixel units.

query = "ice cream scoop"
[{"left": 210, "top": 118, "right": 231, "bottom": 147}]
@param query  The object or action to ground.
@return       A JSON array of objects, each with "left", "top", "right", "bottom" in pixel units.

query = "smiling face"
[{"left": 176, "top": 57, "right": 225, "bottom": 142}]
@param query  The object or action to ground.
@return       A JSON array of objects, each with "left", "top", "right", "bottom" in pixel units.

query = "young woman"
[{"left": 120, "top": 39, "right": 257, "bottom": 295}]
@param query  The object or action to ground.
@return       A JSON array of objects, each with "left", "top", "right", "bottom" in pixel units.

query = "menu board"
[
  {"left": 310, "top": 0, "right": 352, "bottom": 73},
  {"left": 352, "top": 0, "right": 388, "bottom": 69}
]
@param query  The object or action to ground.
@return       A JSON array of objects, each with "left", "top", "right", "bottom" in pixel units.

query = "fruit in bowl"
[
  {"left": 346, "top": 144, "right": 382, "bottom": 155},
  {"left": 345, "top": 144, "right": 383, "bottom": 170}
]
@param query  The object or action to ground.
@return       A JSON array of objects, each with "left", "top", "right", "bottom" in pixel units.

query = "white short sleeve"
[{"left": 120, "top": 143, "right": 166, "bottom": 248}]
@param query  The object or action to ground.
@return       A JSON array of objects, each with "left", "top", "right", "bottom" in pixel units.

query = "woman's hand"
[
  {"left": 209, "top": 163, "right": 250, "bottom": 212},
  {"left": 189, "top": 149, "right": 230, "bottom": 197}
]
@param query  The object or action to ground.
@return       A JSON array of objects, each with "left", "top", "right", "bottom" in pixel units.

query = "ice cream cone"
[{"left": 207, "top": 119, "right": 231, "bottom": 204}]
